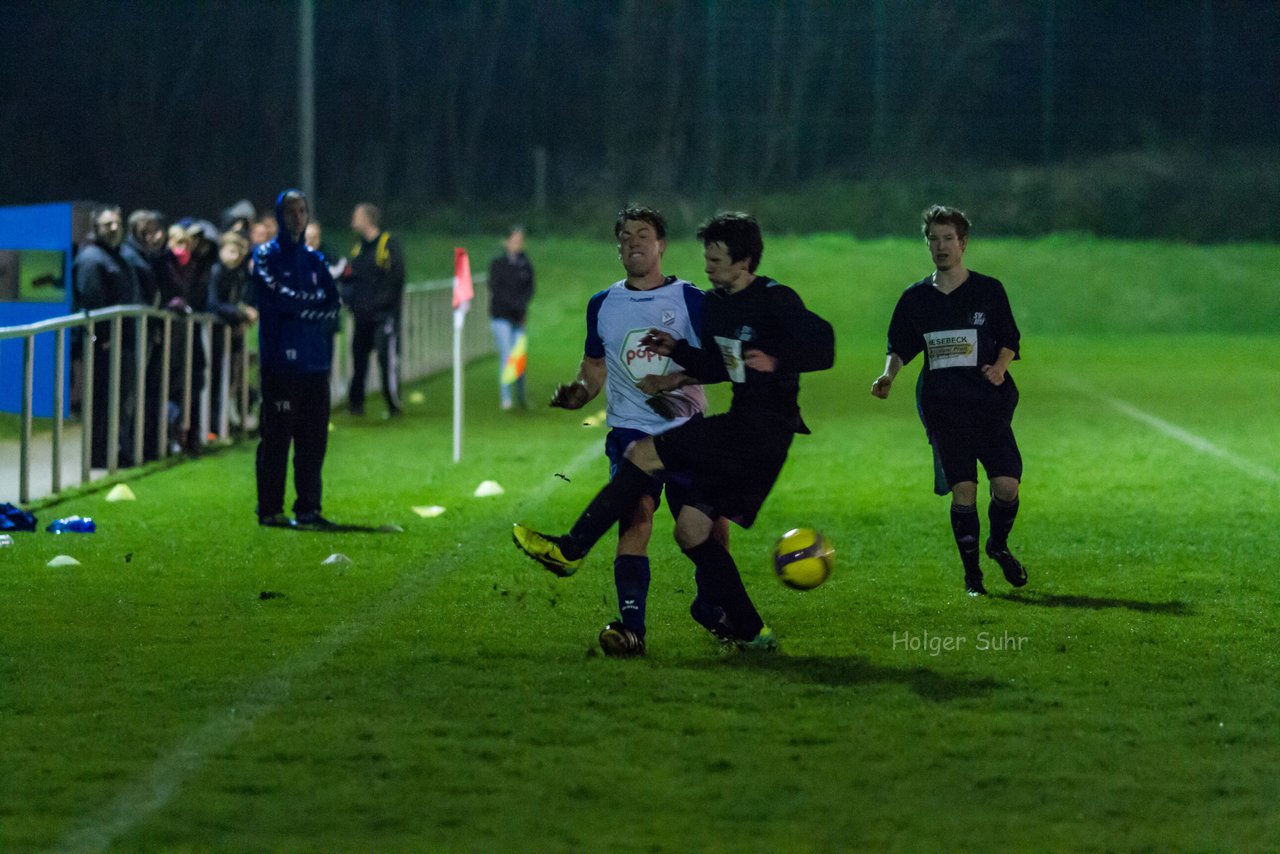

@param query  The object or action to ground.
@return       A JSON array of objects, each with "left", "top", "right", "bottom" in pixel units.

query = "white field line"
[
  {"left": 57, "top": 439, "right": 602, "bottom": 854},
  {"left": 1059, "top": 377, "right": 1279, "bottom": 484}
]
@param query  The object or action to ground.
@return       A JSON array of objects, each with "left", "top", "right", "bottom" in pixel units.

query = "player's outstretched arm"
[
  {"left": 636, "top": 371, "right": 697, "bottom": 396},
  {"left": 551, "top": 356, "right": 605, "bottom": 410},
  {"left": 872, "top": 353, "right": 904, "bottom": 399},
  {"left": 644, "top": 328, "right": 727, "bottom": 383}
]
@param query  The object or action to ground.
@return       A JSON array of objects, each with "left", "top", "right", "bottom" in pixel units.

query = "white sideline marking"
[
  {"left": 1062, "top": 379, "right": 1279, "bottom": 484},
  {"left": 58, "top": 440, "right": 601, "bottom": 853}
]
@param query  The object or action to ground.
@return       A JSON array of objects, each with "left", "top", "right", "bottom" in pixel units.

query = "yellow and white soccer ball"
[{"left": 771, "top": 528, "right": 834, "bottom": 590}]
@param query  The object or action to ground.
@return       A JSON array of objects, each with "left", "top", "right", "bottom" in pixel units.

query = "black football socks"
[
  {"left": 681, "top": 539, "right": 764, "bottom": 641},
  {"left": 987, "top": 495, "right": 1020, "bottom": 551},
  {"left": 561, "top": 459, "right": 658, "bottom": 560},
  {"left": 614, "top": 554, "right": 650, "bottom": 638},
  {"left": 950, "top": 502, "right": 984, "bottom": 591}
]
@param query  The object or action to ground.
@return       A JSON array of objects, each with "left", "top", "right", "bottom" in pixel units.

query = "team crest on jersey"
[
  {"left": 971, "top": 312, "right": 986, "bottom": 326},
  {"left": 738, "top": 324, "right": 757, "bottom": 341},
  {"left": 661, "top": 309, "right": 676, "bottom": 326}
]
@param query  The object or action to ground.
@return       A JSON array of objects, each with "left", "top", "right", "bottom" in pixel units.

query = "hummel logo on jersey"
[
  {"left": 971, "top": 312, "right": 986, "bottom": 326},
  {"left": 629, "top": 296, "right": 655, "bottom": 302}
]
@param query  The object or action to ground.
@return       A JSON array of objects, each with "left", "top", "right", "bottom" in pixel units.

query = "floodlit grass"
[{"left": 1, "top": 235, "right": 1278, "bottom": 850}]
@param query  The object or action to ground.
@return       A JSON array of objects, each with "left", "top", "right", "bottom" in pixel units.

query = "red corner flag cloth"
[{"left": 452, "top": 247, "right": 474, "bottom": 309}]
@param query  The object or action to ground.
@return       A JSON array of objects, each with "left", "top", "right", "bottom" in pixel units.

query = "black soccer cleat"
[
  {"left": 598, "top": 620, "right": 646, "bottom": 658},
  {"left": 258, "top": 513, "right": 296, "bottom": 529},
  {"left": 986, "top": 539, "right": 1028, "bottom": 588},
  {"left": 965, "top": 569, "right": 988, "bottom": 597},
  {"left": 295, "top": 511, "right": 339, "bottom": 531},
  {"left": 690, "top": 598, "right": 735, "bottom": 644}
]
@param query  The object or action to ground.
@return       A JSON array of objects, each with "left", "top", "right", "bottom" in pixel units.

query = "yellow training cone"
[{"left": 105, "top": 484, "right": 136, "bottom": 502}]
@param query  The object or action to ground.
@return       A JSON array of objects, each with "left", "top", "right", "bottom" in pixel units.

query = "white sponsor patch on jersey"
[
  {"left": 715, "top": 336, "right": 746, "bottom": 383},
  {"left": 924, "top": 328, "right": 978, "bottom": 369},
  {"left": 618, "top": 327, "right": 672, "bottom": 382}
]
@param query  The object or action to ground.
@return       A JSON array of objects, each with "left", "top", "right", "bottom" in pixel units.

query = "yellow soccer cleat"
[{"left": 512, "top": 523, "right": 582, "bottom": 577}]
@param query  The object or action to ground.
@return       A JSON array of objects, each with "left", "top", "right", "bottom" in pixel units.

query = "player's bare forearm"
[
  {"left": 551, "top": 357, "right": 605, "bottom": 409},
  {"left": 636, "top": 371, "right": 696, "bottom": 396},
  {"left": 871, "top": 353, "right": 903, "bottom": 399}
]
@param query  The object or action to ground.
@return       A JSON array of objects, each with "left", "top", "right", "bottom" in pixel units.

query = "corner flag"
[
  {"left": 452, "top": 247, "right": 473, "bottom": 462},
  {"left": 453, "top": 247, "right": 474, "bottom": 309}
]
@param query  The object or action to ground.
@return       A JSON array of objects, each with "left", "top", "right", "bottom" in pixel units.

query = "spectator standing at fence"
[
  {"left": 488, "top": 226, "right": 535, "bottom": 410},
  {"left": 120, "top": 209, "right": 169, "bottom": 460},
  {"left": 250, "top": 189, "right": 341, "bottom": 529},
  {"left": 207, "top": 231, "right": 258, "bottom": 432},
  {"left": 121, "top": 209, "right": 165, "bottom": 307},
  {"left": 162, "top": 220, "right": 217, "bottom": 451},
  {"left": 343, "top": 203, "right": 405, "bottom": 417},
  {"left": 72, "top": 204, "right": 140, "bottom": 468}
]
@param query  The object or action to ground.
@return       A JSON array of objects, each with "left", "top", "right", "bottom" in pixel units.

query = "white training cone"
[
  {"left": 105, "top": 484, "right": 136, "bottom": 502},
  {"left": 412, "top": 505, "right": 446, "bottom": 518},
  {"left": 322, "top": 553, "right": 353, "bottom": 566},
  {"left": 47, "top": 554, "right": 81, "bottom": 567},
  {"left": 474, "top": 480, "right": 505, "bottom": 497}
]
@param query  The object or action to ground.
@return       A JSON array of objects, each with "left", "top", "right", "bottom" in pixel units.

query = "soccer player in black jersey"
[
  {"left": 872, "top": 205, "right": 1027, "bottom": 596},
  {"left": 514, "top": 212, "right": 835, "bottom": 650}
]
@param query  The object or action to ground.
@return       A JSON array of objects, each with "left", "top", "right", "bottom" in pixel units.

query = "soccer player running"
[
  {"left": 514, "top": 212, "right": 835, "bottom": 652},
  {"left": 546, "top": 205, "right": 727, "bottom": 657},
  {"left": 871, "top": 205, "right": 1027, "bottom": 596}
]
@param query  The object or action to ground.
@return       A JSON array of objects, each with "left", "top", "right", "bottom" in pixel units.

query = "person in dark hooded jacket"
[
  {"left": 249, "top": 189, "right": 341, "bottom": 529},
  {"left": 73, "top": 204, "right": 140, "bottom": 468}
]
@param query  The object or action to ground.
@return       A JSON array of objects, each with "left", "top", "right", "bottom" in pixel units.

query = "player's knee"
[
  {"left": 951, "top": 481, "right": 978, "bottom": 505},
  {"left": 674, "top": 524, "right": 707, "bottom": 551},
  {"left": 674, "top": 506, "right": 714, "bottom": 550},
  {"left": 990, "top": 477, "right": 1020, "bottom": 503}
]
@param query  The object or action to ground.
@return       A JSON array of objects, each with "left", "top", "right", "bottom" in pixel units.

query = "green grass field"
[{"left": 2, "top": 234, "right": 1278, "bottom": 851}]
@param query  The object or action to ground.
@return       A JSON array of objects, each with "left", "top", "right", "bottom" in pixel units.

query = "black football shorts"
[
  {"left": 928, "top": 405, "right": 1022, "bottom": 487},
  {"left": 652, "top": 410, "right": 793, "bottom": 528}
]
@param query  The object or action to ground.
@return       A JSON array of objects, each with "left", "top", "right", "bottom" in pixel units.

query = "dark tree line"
[{"left": 0, "top": 1, "right": 1275, "bottom": 228}]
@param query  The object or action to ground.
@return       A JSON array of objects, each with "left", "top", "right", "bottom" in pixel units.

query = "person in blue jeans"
[{"left": 487, "top": 226, "right": 534, "bottom": 409}]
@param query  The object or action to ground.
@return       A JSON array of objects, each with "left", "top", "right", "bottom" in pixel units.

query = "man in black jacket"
[
  {"left": 344, "top": 202, "right": 405, "bottom": 417},
  {"left": 488, "top": 226, "right": 535, "bottom": 409},
  {"left": 513, "top": 212, "right": 836, "bottom": 652},
  {"left": 73, "top": 204, "right": 141, "bottom": 468}
]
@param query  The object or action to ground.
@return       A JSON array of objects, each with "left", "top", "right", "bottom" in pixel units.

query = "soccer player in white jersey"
[{"left": 547, "top": 205, "right": 729, "bottom": 657}]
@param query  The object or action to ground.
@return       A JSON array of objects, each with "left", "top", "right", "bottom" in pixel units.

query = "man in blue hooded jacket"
[{"left": 250, "top": 189, "right": 341, "bottom": 529}]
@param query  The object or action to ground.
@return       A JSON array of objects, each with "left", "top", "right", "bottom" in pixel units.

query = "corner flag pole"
[{"left": 451, "top": 247, "right": 474, "bottom": 463}]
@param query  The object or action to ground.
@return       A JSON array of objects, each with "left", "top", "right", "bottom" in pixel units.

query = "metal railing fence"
[{"left": 1, "top": 274, "right": 490, "bottom": 505}]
